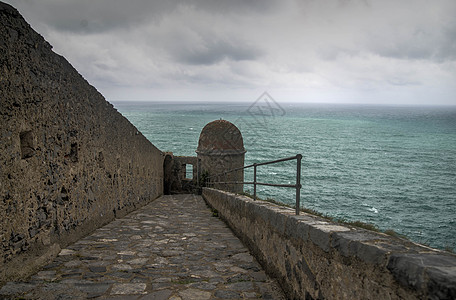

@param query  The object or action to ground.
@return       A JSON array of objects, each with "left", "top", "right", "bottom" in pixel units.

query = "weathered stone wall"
[
  {"left": 0, "top": 2, "right": 163, "bottom": 283},
  {"left": 203, "top": 188, "right": 456, "bottom": 300}
]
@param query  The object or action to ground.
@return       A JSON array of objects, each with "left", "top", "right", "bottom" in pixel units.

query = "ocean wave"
[{"left": 368, "top": 207, "right": 379, "bottom": 214}]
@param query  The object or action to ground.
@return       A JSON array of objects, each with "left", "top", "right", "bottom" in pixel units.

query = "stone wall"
[
  {"left": 0, "top": 2, "right": 163, "bottom": 283},
  {"left": 203, "top": 188, "right": 456, "bottom": 300}
]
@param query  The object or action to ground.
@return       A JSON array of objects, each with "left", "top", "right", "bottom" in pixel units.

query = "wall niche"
[{"left": 20, "top": 130, "right": 35, "bottom": 159}]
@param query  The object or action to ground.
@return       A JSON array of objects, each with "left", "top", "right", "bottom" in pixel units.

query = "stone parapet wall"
[
  {"left": 202, "top": 188, "right": 456, "bottom": 300},
  {"left": 0, "top": 2, "right": 163, "bottom": 283}
]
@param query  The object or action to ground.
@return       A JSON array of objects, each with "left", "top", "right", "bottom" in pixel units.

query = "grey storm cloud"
[
  {"left": 368, "top": 21, "right": 456, "bottom": 63},
  {"left": 4, "top": 0, "right": 456, "bottom": 104},
  {"left": 14, "top": 0, "right": 278, "bottom": 33},
  {"left": 14, "top": 0, "right": 176, "bottom": 33},
  {"left": 172, "top": 37, "right": 263, "bottom": 65}
]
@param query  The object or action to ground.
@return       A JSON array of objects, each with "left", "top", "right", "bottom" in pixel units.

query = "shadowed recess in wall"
[{"left": 19, "top": 131, "right": 34, "bottom": 159}]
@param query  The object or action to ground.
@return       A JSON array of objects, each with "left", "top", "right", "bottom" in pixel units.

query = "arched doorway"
[{"left": 163, "top": 153, "right": 173, "bottom": 195}]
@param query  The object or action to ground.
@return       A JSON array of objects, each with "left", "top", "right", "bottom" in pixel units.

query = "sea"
[{"left": 113, "top": 100, "right": 456, "bottom": 252}]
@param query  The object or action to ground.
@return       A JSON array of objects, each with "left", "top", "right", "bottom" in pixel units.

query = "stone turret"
[{"left": 196, "top": 120, "right": 246, "bottom": 193}]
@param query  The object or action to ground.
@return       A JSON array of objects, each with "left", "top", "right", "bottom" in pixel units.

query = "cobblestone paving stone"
[{"left": 0, "top": 195, "right": 286, "bottom": 299}]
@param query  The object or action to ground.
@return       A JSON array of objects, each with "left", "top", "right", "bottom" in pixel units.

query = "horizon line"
[{"left": 109, "top": 99, "right": 456, "bottom": 108}]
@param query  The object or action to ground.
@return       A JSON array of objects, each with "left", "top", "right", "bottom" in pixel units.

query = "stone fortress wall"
[
  {"left": 203, "top": 188, "right": 456, "bottom": 300},
  {"left": 0, "top": 2, "right": 163, "bottom": 283}
]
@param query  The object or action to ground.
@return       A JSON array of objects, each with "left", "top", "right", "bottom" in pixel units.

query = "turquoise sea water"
[{"left": 113, "top": 101, "right": 456, "bottom": 251}]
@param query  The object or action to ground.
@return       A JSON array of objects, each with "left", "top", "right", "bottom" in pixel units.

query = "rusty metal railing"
[{"left": 205, "top": 154, "right": 302, "bottom": 215}]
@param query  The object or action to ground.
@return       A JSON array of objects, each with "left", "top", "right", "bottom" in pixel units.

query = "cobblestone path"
[{"left": 0, "top": 194, "right": 285, "bottom": 299}]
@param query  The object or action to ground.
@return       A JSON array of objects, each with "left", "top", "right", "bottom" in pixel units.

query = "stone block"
[
  {"left": 387, "top": 252, "right": 456, "bottom": 298},
  {"left": 74, "top": 283, "right": 110, "bottom": 298},
  {"left": 331, "top": 231, "right": 389, "bottom": 265},
  {"left": 245, "top": 200, "right": 258, "bottom": 219},
  {"left": 0, "top": 283, "right": 36, "bottom": 296},
  {"left": 426, "top": 266, "right": 456, "bottom": 300},
  {"left": 251, "top": 203, "right": 271, "bottom": 224},
  {"left": 285, "top": 215, "right": 311, "bottom": 242},
  {"left": 387, "top": 253, "right": 428, "bottom": 291},
  {"left": 309, "top": 225, "right": 331, "bottom": 252},
  {"left": 264, "top": 206, "right": 289, "bottom": 234},
  {"left": 110, "top": 283, "right": 146, "bottom": 295}
]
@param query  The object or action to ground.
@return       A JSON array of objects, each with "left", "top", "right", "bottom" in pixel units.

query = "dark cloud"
[
  {"left": 3, "top": 0, "right": 456, "bottom": 104},
  {"left": 11, "top": 0, "right": 278, "bottom": 34},
  {"left": 434, "top": 25, "right": 456, "bottom": 62},
  {"left": 371, "top": 25, "right": 456, "bottom": 63},
  {"left": 13, "top": 0, "right": 177, "bottom": 33},
  {"left": 173, "top": 37, "right": 262, "bottom": 65},
  {"left": 185, "top": 0, "right": 279, "bottom": 14}
]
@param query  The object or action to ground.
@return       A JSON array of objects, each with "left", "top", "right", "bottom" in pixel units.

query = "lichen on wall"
[{"left": 0, "top": 2, "right": 163, "bottom": 282}]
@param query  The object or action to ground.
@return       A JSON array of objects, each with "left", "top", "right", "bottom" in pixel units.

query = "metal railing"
[{"left": 206, "top": 154, "right": 302, "bottom": 215}]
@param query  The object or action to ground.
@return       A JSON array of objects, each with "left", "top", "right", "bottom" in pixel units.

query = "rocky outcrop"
[{"left": 0, "top": 2, "right": 163, "bottom": 283}]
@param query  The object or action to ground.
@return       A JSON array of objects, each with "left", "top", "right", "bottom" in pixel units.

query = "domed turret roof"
[{"left": 196, "top": 120, "right": 245, "bottom": 154}]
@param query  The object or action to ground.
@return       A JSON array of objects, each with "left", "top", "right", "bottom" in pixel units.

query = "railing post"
[
  {"left": 296, "top": 154, "right": 302, "bottom": 215},
  {"left": 253, "top": 163, "right": 257, "bottom": 200}
]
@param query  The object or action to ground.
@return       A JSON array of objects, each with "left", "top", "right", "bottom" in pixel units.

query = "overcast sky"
[{"left": 5, "top": 0, "right": 456, "bottom": 105}]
